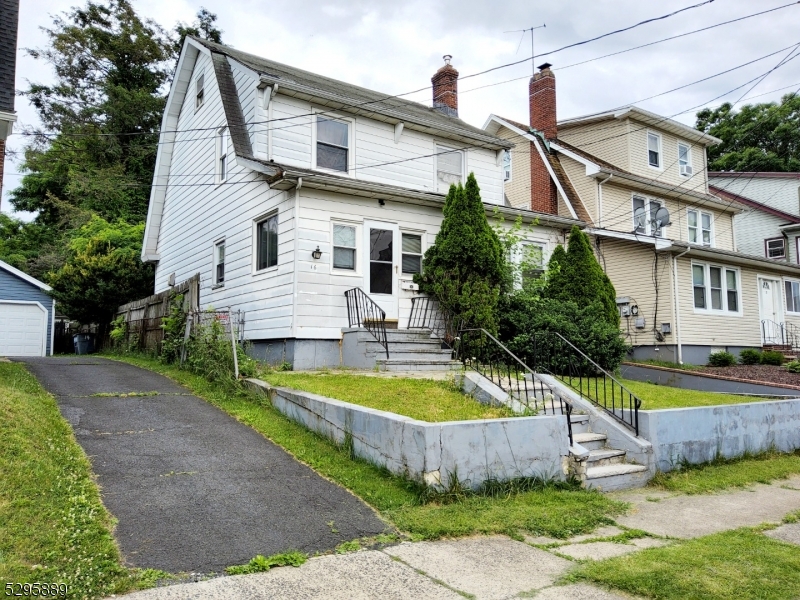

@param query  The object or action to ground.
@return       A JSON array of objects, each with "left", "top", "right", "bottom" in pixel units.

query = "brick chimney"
[
  {"left": 432, "top": 55, "right": 458, "bottom": 117},
  {"left": 529, "top": 62, "right": 558, "bottom": 214}
]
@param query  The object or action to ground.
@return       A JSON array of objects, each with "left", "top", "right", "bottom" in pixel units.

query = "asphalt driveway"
[{"left": 18, "top": 357, "right": 387, "bottom": 574}]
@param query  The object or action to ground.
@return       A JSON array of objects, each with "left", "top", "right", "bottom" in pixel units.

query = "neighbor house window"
[
  {"left": 316, "top": 117, "right": 349, "bottom": 172},
  {"left": 688, "top": 209, "right": 712, "bottom": 246},
  {"left": 766, "top": 238, "right": 786, "bottom": 259},
  {"left": 213, "top": 240, "right": 225, "bottom": 286},
  {"left": 333, "top": 224, "right": 356, "bottom": 270},
  {"left": 401, "top": 233, "right": 423, "bottom": 275},
  {"left": 217, "top": 127, "right": 228, "bottom": 182},
  {"left": 633, "top": 196, "right": 664, "bottom": 237},
  {"left": 436, "top": 145, "right": 464, "bottom": 193},
  {"left": 692, "top": 262, "right": 739, "bottom": 313},
  {"left": 502, "top": 149, "right": 512, "bottom": 182},
  {"left": 678, "top": 142, "right": 692, "bottom": 176},
  {"left": 195, "top": 74, "right": 205, "bottom": 110},
  {"left": 647, "top": 132, "right": 661, "bottom": 168},
  {"left": 786, "top": 280, "right": 800, "bottom": 313},
  {"left": 521, "top": 243, "right": 544, "bottom": 284},
  {"left": 256, "top": 214, "right": 278, "bottom": 270}
]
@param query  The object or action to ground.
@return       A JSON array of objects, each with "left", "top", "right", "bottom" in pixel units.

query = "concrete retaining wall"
[
  {"left": 245, "top": 378, "right": 570, "bottom": 488},
  {"left": 639, "top": 399, "right": 800, "bottom": 472}
]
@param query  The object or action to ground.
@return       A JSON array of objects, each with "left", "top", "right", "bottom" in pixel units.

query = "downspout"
[
  {"left": 672, "top": 247, "right": 691, "bottom": 364},
  {"left": 597, "top": 173, "right": 613, "bottom": 228}
]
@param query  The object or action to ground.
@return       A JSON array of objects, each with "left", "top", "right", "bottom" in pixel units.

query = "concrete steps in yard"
[
  {"left": 343, "top": 327, "right": 461, "bottom": 372},
  {"left": 569, "top": 413, "right": 649, "bottom": 492}
]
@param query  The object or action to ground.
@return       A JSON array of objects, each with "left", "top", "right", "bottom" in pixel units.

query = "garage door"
[{"left": 0, "top": 302, "right": 48, "bottom": 357}]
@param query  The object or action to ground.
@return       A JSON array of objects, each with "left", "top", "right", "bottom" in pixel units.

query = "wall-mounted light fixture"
[
  {"left": 378, "top": 199, "right": 385, "bottom": 206},
  {"left": 311, "top": 246, "right": 322, "bottom": 260}
]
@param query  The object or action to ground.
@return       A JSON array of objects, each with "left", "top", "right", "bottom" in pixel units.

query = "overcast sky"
[{"left": 4, "top": 0, "right": 800, "bottom": 218}]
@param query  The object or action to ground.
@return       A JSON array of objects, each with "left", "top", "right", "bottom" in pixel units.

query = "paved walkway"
[
  {"left": 121, "top": 476, "right": 800, "bottom": 599},
  {"left": 19, "top": 357, "right": 387, "bottom": 574}
]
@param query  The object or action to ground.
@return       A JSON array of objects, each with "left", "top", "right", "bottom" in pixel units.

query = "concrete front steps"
[
  {"left": 570, "top": 414, "right": 649, "bottom": 492},
  {"left": 342, "top": 327, "right": 461, "bottom": 371}
]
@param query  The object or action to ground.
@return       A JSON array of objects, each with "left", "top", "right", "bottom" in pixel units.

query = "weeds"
[
  {"left": 335, "top": 540, "right": 362, "bottom": 554},
  {"left": 225, "top": 551, "right": 307, "bottom": 575}
]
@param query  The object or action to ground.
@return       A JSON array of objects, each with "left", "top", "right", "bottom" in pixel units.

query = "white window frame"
[
  {"left": 331, "top": 220, "right": 360, "bottom": 275},
  {"left": 677, "top": 142, "right": 691, "bottom": 176},
  {"left": 502, "top": 149, "right": 512, "bottom": 182},
  {"left": 765, "top": 237, "right": 786, "bottom": 260},
  {"left": 252, "top": 211, "right": 279, "bottom": 274},
  {"left": 212, "top": 238, "right": 225, "bottom": 288},
  {"left": 784, "top": 278, "right": 800, "bottom": 314},
  {"left": 691, "top": 261, "right": 742, "bottom": 316},
  {"left": 400, "top": 229, "right": 425, "bottom": 277},
  {"left": 647, "top": 131, "right": 662, "bottom": 170},
  {"left": 687, "top": 209, "right": 713, "bottom": 247},
  {"left": 434, "top": 143, "right": 465, "bottom": 192},
  {"left": 216, "top": 126, "right": 228, "bottom": 184},
  {"left": 514, "top": 242, "right": 545, "bottom": 289},
  {"left": 632, "top": 195, "right": 666, "bottom": 237},
  {"left": 311, "top": 111, "right": 354, "bottom": 176},
  {"left": 195, "top": 73, "right": 205, "bottom": 111}
]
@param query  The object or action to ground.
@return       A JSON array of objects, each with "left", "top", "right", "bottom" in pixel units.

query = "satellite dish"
[
  {"left": 653, "top": 206, "right": 671, "bottom": 231},
  {"left": 634, "top": 206, "right": 647, "bottom": 231}
]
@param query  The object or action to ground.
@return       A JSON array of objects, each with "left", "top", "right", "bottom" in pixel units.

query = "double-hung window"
[
  {"left": 195, "top": 74, "right": 205, "bottom": 110},
  {"left": 213, "top": 240, "right": 225, "bottom": 286},
  {"left": 647, "top": 132, "right": 661, "bottom": 168},
  {"left": 217, "top": 127, "right": 228, "bottom": 182},
  {"left": 316, "top": 117, "right": 349, "bottom": 172},
  {"left": 688, "top": 209, "right": 712, "bottom": 246},
  {"left": 678, "top": 142, "right": 692, "bottom": 176},
  {"left": 502, "top": 149, "right": 512, "bottom": 182},
  {"left": 692, "top": 262, "right": 739, "bottom": 313},
  {"left": 766, "top": 238, "right": 786, "bottom": 259},
  {"left": 633, "top": 196, "right": 664, "bottom": 237},
  {"left": 521, "top": 243, "right": 544, "bottom": 284},
  {"left": 333, "top": 224, "right": 356, "bottom": 270},
  {"left": 401, "top": 233, "right": 423, "bottom": 275},
  {"left": 786, "top": 280, "right": 800, "bottom": 313},
  {"left": 256, "top": 214, "right": 278, "bottom": 270},
  {"left": 436, "top": 145, "right": 463, "bottom": 193}
]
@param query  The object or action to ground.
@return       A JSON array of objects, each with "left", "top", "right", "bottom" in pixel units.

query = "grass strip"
[
  {"left": 255, "top": 370, "right": 514, "bottom": 422},
  {"left": 108, "top": 354, "right": 626, "bottom": 540},
  {"left": 650, "top": 449, "right": 800, "bottom": 494},
  {"left": 569, "top": 527, "right": 800, "bottom": 600},
  {"left": 0, "top": 362, "right": 135, "bottom": 598}
]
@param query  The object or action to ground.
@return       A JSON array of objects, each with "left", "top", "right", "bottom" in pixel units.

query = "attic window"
[
  {"left": 317, "top": 117, "right": 349, "bottom": 172},
  {"left": 647, "top": 132, "right": 661, "bottom": 168},
  {"left": 217, "top": 127, "right": 228, "bottom": 183},
  {"left": 502, "top": 149, "right": 512, "bottom": 182},
  {"left": 195, "top": 74, "right": 205, "bottom": 110},
  {"left": 436, "top": 146, "right": 463, "bottom": 193}
]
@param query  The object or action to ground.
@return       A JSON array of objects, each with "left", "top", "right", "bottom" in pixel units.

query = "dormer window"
[
  {"left": 647, "top": 132, "right": 661, "bottom": 168},
  {"left": 316, "top": 117, "right": 349, "bottom": 172},
  {"left": 195, "top": 74, "right": 205, "bottom": 110},
  {"left": 436, "top": 145, "right": 463, "bottom": 193}
]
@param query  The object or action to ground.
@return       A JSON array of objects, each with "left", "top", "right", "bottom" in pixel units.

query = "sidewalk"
[{"left": 119, "top": 475, "right": 800, "bottom": 599}]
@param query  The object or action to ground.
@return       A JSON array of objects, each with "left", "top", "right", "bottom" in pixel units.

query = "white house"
[{"left": 142, "top": 39, "right": 583, "bottom": 369}]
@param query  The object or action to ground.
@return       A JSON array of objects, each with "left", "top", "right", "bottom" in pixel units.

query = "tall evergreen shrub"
[{"left": 416, "top": 173, "right": 505, "bottom": 331}]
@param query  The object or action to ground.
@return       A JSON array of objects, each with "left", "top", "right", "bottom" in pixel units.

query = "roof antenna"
[{"left": 504, "top": 24, "right": 546, "bottom": 77}]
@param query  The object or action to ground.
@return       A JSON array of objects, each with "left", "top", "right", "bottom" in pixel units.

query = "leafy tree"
[
  {"left": 48, "top": 216, "right": 154, "bottom": 328},
  {"left": 695, "top": 94, "right": 800, "bottom": 172},
  {"left": 415, "top": 173, "right": 505, "bottom": 331},
  {"left": 544, "top": 226, "right": 618, "bottom": 327},
  {"left": 173, "top": 8, "right": 223, "bottom": 55}
]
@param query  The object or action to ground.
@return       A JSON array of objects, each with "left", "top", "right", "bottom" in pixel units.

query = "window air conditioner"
[{"left": 680, "top": 164, "right": 693, "bottom": 176}]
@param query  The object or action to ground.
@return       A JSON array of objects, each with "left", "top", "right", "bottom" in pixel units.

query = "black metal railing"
[
  {"left": 521, "top": 331, "right": 641, "bottom": 435},
  {"left": 785, "top": 322, "right": 800, "bottom": 351},
  {"left": 408, "top": 296, "right": 461, "bottom": 347},
  {"left": 762, "top": 319, "right": 798, "bottom": 349},
  {"left": 344, "top": 287, "right": 389, "bottom": 358},
  {"left": 456, "top": 328, "right": 573, "bottom": 445}
]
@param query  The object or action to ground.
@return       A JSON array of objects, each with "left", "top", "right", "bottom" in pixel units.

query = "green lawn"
[
  {"left": 649, "top": 449, "right": 800, "bottom": 494},
  {"left": 570, "top": 527, "right": 800, "bottom": 600},
  {"left": 109, "top": 355, "right": 627, "bottom": 540},
  {"left": 0, "top": 362, "right": 137, "bottom": 598},
  {"left": 257, "top": 371, "right": 514, "bottom": 422},
  {"left": 563, "top": 375, "right": 776, "bottom": 410}
]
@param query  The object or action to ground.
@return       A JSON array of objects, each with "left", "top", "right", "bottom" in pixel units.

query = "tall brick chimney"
[
  {"left": 529, "top": 62, "right": 558, "bottom": 214},
  {"left": 432, "top": 55, "right": 458, "bottom": 117}
]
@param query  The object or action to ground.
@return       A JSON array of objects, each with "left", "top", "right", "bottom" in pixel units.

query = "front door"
[
  {"left": 759, "top": 277, "right": 783, "bottom": 343},
  {"left": 364, "top": 221, "right": 399, "bottom": 320}
]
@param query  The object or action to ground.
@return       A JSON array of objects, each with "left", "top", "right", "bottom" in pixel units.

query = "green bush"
[
  {"left": 761, "top": 350, "right": 786, "bottom": 366},
  {"left": 160, "top": 294, "right": 187, "bottom": 364},
  {"left": 183, "top": 317, "right": 256, "bottom": 385},
  {"left": 785, "top": 360, "right": 800, "bottom": 373},
  {"left": 498, "top": 296, "right": 628, "bottom": 373},
  {"left": 738, "top": 349, "right": 762, "bottom": 365},
  {"left": 708, "top": 351, "right": 737, "bottom": 367}
]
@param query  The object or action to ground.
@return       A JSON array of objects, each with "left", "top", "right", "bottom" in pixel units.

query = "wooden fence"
[{"left": 114, "top": 274, "right": 200, "bottom": 351}]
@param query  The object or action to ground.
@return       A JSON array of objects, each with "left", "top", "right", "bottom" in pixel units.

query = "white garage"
[{"left": 0, "top": 260, "right": 54, "bottom": 357}]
